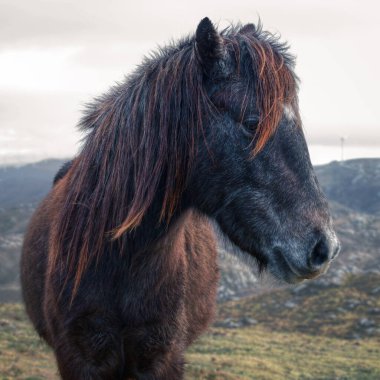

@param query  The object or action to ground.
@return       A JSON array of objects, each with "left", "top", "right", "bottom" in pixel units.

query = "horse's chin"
[
  {"left": 267, "top": 264, "right": 306, "bottom": 285},
  {"left": 210, "top": 219, "right": 267, "bottom": 278},
  {"left": 267, "top": 256, "right": 330, "bottom": 285},
  {"left": 210, "top": 219, "right": 327, "bottom": 287}
]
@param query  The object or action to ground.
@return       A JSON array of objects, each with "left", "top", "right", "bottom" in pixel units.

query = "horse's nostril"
[{"left": 309, "top": 238, "right": 330, "bottom": 269}]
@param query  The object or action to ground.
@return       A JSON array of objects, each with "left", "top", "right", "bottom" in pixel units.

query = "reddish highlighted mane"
[{"left": 48, "top": 23, "right": 299, "bottom": 297}]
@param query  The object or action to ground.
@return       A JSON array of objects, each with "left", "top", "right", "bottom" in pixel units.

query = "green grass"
[
  {"left": 1, "top": 273, "right": 380, "bottom": 379},
  {"left": 218, "top": 272, "right": 380, "bottom": 340},
  {"left": 186, "top": 327, "right": 380, "bottom": 380},
  {"left": 0, "top": 304, "right": 56, "bottom": 379}
]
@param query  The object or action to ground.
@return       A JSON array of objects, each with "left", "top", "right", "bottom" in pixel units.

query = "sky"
[{"left": 0, "top": 0, "right": 379, "bottom": 165}]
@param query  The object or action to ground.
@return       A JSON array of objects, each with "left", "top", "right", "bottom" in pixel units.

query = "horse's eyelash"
[{"left": 242, "top": 115, "right": 260, "bottom": 127}]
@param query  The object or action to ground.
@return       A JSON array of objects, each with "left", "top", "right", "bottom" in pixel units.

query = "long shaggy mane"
[{"left": 48, "top": 22, "right": 299, "bottom": 296}]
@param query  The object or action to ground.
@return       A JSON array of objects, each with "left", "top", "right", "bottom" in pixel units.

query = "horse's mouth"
[{"left": 268, "top": 251, "right": 331, "bottom": 285}]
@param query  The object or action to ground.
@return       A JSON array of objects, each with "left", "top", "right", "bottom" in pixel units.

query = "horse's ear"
[
  {"left": 195, "top": 17, "right": 224, "bottom": 70},
  {"left": 239, "top": 23, "right": 256, "bottom": 34}
]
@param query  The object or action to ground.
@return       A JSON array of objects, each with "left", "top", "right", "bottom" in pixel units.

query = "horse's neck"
[
  {"left": 121, "top": 209, "right": 217, "bottom": 286},
  {"left": 128, "top": 208, "right": 216, "bottom": 260},
  {"left": 51, "top": 168, "right": 214, "bottom": 266},
  {"left": 138, "top": 208, "right": 218, "bottom": 274},
  {"left": 128, "top": 208, "right": 202, "bottom": 256}
]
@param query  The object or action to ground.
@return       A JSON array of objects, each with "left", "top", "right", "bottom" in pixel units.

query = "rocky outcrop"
[{"left": 0, "top": 158, "right": 379, "bottom": 302}]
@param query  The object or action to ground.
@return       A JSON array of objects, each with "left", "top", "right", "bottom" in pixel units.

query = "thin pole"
[{"left": 340, "top": 136, "right": 345, "bottom": 162}]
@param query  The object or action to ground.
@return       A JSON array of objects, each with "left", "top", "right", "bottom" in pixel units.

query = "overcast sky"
[{"left": 0, "top": 0, "right": 379, "bottom": 164}]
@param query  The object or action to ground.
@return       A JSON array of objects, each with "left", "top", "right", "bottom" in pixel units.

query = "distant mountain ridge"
[
  {"left": 0, "top": 159, "right": 68, "bottom": 210},
  {"left": 0, "top": 157, "right": 379, "bottom": 302},
  {"left": 315, "top": 159, "right": 380, "bottom": 216}
]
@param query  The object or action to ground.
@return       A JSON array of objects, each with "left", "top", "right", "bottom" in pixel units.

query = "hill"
[
  {"left": 0, "top": 158, "right": 379, "bottom": 302},
  {"left": 0, "top": 157, "right": 379, "bottom": 379},
  {"left": 0, "top": 159, "right": 66, "bottom": 301},
  {"left": 0, "top": 159, "right": 67, "bottom": 211},
  {"left": 0, "top": 271, "right": 379, "bottom": 379},
  {"left": 315, "top": 159, "right": 380, "bottom": 216}
]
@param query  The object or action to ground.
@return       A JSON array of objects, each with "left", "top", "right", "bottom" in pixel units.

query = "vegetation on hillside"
[{"left": 1, "top": 272, "right": 379, "bottom": 380}]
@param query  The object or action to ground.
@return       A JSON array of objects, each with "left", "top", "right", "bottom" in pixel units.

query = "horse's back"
[
  {"left": 21, "top": 198, "right": 49, "bottom": 339},
  {"left": 20, "top": 178, "right": 66, "bottom": 342}
]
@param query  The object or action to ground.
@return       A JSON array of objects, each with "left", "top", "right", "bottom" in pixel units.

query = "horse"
[{"left": 21, "top": 17, "right": 340, "bottom": 379}]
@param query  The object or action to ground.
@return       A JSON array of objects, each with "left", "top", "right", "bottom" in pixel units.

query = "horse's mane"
[
  {"left": 222, "top": 22, "right": 299, "bottom": 154},
  {"left": 49, "top": 22, "right": 299, "bottom": 296}
]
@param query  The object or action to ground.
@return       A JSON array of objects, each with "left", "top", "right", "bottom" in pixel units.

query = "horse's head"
[
  {"left": 188, "top": 18, "right": 340, "bottom": 283},
  {"left": 61, "top": 17, "right": 339, "bottom": 291}
]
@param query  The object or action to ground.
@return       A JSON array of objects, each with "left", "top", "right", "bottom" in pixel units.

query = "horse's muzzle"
[{"left": 271, "top": 231, "right": 341, "bottom": 283}]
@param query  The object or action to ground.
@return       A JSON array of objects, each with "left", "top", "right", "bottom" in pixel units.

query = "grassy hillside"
[
  {"left": 1, "top": 272, "right": 379, "bottom": 380},
  {"left": 217, "top": 272, "right": 380, "bottom": 340},
  {"left": 186, "top": 327, "right": 380, "bottom": 380}
]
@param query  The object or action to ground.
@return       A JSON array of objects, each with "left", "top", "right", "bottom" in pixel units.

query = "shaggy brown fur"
[
  {"left": 22, "top": 180, "right": 218, "bottom": 378},
  {"left": 20, "top": 18, "right": 335, "bottom": 380}
]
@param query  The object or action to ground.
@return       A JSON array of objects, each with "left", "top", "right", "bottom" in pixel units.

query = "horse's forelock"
[
  {"left": 248, "top": 35, "right": 300, "bottom": 155},
  {"left": 226, "top": 25, "right": 300, "bottom": 155}
]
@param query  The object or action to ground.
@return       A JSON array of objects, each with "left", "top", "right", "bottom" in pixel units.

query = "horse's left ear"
[
  {"left": 239, "top": 23, "right": 256, "bottom": 34},
  {"left": 195, "top": 17, "right": 224, "bottom": 70}
]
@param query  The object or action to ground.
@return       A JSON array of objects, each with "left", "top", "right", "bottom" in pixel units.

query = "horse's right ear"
[{"left": 195, "top": 17, "right": 224, "bottom": 71}]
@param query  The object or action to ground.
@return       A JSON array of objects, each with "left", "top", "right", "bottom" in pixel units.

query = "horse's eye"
[
  {"left": 240, "top": 115, "right": 259, "bottom": 136},
  {"left": 243, "top": 115, "right": 260, "bottom": 127}
]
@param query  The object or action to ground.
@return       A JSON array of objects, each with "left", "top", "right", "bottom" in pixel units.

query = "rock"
[
  {"left": 350, "top": 333, "right": 362, "bottom": 340},
  {"left": 358, "top": 318, "right": 376, "bottom": 327},
  {"left": 241, "top": 317, "right": 258, "bottom": 326},
  {"left": 371, "top": 286, "right": 380, "bottom": 295},
  {"left": 346, "top": 299, "right": 361, "bottom": 309},
  {"left": 368, "top": 308, "right": 380, "bottom": 315},
  {"left": 292, "top": 283, "right": 308, "bottom": 294},
  {"left": 216, "top": 318, "right": 242, "bottom": 329},
  {"left": 217, "top": 316, "right": 258, "bottom": 328},
  {"left": 0, "top": 319, "right": 15, "bottom": 331},
  {"left": 284, "top": 301, "right": 297, "bottom": 309}
]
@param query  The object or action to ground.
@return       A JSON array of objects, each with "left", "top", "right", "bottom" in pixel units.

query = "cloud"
[
  {"left": 1, "top": 0, "right": 375, "bottom": 49},
  {"left": 0, "top": 0, "right": 378, "bottom": 163}
]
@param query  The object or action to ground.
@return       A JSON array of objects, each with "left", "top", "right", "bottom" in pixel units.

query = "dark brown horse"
[{"left": 21, "top": 18, "right": 340, "bottom": 379}]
